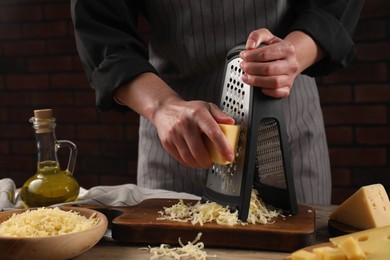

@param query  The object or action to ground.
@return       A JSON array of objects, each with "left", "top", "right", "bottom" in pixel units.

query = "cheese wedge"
[
  {"left": 329, "top": 184, "right": 390, "bottom": 229},
  {"left": 330, "top": 225, "right": 390, "bottom": 259},
  {"left": 204, "top": 124, "right": 240, "bottom": 165}
]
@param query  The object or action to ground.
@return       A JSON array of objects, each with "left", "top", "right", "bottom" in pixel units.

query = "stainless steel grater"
[{"left": 202, "top": 44, "right": 298, "bottom": 221}]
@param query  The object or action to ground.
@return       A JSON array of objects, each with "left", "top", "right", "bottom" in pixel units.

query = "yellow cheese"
[
  {"left": 337, "top": 237, "right": 365, "bottom": 260},
  {"left": 291, "top": 249, "right": 317, "bottom": 260},
  {"left": 313, "top": 246, "right": 347, "bottom": 260},
  {"left": 204, "top": 124, "right": 240, "bottom": 165},
  {"left": 329, "top": 184, "right": 390, "bottom": 229},
  {"left": 330, "top": 225, "right": 390, "bottom": 259}
]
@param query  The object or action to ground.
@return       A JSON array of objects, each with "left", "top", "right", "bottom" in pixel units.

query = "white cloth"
[{"left": 0, "top": 178, "right": 200, "bottom": 211}]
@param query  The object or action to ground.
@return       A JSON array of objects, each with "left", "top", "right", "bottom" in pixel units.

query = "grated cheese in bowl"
[{"left": 0, "top": 207, "right": 99, "bottom": 238}]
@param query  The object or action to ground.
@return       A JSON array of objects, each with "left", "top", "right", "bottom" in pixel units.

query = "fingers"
[
  {"left": 240, "top": 29, "right": 299, "bottom": 98},
  {"left": 157, "top": 101, "right": 235, "bottom": 169},
  {"left": 245, "top": 28, "right": 280, "bottom": 49}
]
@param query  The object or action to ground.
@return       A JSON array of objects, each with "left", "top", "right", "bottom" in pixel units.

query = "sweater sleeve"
[
  {"left": 71, "top": 0, "right": 157, "bottom": 111},
  {"left": 289, "top": 0, "right": 365, "bottom": 76}
]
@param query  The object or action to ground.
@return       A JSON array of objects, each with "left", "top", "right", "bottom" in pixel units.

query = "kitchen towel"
[{"left": 0, "top": 178, "right": 200, "bottom": 211}]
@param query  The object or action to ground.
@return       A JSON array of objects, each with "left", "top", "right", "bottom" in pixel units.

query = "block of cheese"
[
  {"left": 330, "top": 225, "right": 390, "bottom": 259},
  {"left": 329, "top": 184, "right": 390, "bottom": 229},
  {"left": 204, "top": 124, "right": 240, "bottom": 165}
]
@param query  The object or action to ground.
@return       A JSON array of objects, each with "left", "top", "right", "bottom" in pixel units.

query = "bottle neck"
[{"left": 30, "top": 117, "right": 58, "bottom": 163}]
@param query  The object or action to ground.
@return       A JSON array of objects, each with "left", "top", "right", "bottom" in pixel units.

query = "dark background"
[{"left": 0, "top": 0, "right": 389, "bottom": 204}]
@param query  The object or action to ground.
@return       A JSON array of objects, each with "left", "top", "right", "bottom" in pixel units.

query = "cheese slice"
[
  {"left": 329, "top": 184, "right": 390, "bottom": 229},
  {"left": 337, "top": 236, "right": 365, "bottom": 260},
  {"left": 291, "top": 249, "right": 317, "bottom": 260},
  {"left": 330, "top": 225, "right": 390, "bottom": 259},
  {"left": 312, "top": 246, "right": 346, "bottom": 260},
  {"left": 204, "top": 124, "right": 240, "bottom": 165}
]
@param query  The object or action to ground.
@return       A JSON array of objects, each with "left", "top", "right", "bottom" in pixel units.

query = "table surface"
[{"left": 75, "top": 204, "right": 337, "bottom": 260}]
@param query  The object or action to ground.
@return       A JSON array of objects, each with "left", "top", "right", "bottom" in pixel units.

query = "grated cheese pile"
[
  {"left": 157, "top": 189, "right": 282, "bottom": 226},
  {"left": 146, "top": 233, "right": 216, "bottom": 260},
  {"left": 0, "top": 207, "right": 98, "bottom": 238}
]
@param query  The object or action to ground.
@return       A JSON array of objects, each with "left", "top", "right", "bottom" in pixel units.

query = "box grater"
[{"left": 202, "top": 44, "right": 298, "bottom": 221}]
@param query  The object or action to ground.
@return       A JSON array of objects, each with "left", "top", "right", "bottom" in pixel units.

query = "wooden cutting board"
[{"left": 97, "top": 199, "right": 315, "bottom": 252}]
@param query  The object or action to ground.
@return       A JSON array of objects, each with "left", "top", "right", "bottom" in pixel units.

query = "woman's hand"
[
  {"left": 240, "top": 28, "right": 324, "bottom": 98},
  {"left": 153, "top": 97, "right": 235, "bottom": 168},
  {"left": 114, "top": 72, "right": 235, "bottom": 169}
]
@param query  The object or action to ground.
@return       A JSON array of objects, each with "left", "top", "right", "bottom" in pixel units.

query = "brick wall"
[{"left": 0, "top": 0, "right": 388, "bottom": 204}]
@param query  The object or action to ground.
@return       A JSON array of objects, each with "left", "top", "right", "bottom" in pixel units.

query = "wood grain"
[{"left": 106, "top": 199, "right": 315, "bottom": 252}]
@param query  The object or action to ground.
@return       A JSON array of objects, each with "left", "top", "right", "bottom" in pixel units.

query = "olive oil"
[
  {"left": 21, "top": 161, "right": 79, "bottom": 207},
  {"left": 21, "top": 109, "right": 79, "bottom": 207}
]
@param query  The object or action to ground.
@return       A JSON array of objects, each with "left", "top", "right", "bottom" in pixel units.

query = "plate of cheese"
[
  {"left": 0, "top": 206, "right": 108, "bottom": 260},
  {"left": 288, "top": 183, "right": 390, "bottom": 259}
]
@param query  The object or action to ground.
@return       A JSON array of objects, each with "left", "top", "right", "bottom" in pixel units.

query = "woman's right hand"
[
  {"left": 153, "top": 97, "right": 235, "bottom": 168},
  {"left": 115, "top": 72, "right": 235, "bottom": 168}
]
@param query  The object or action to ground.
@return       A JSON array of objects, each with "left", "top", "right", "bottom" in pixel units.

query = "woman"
[{"left": 71, "top": 0, "right": 364, "bottom": 204}]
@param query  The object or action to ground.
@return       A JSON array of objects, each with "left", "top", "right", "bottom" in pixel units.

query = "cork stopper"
[
  {"left": 31, "top": 109, "right": 55, "bottom": 133},
  {"left": 34, "top": 109, "right": 53, "bottom": 119}
]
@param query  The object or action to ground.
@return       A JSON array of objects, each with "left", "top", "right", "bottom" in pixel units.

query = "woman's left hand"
[{"left": 239, "top": 28, "right": 299, "bottom": 98}]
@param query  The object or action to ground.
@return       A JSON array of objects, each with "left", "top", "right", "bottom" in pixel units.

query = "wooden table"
[{"left": 75, "top": 204, "right": 337, "bottom": 260}]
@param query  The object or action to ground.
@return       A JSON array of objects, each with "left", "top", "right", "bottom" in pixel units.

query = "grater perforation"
[{"left": 202, "top": 44, "right": 298, "bottom": 220}]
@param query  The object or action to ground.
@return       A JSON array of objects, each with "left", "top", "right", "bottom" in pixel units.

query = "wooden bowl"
[{"left": 0, "top": 206, "right": 108, "bottom": 260}]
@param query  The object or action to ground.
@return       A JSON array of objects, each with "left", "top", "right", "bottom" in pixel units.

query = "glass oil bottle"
[{"left": 21, "top": 109, "right": 79, "bottom": 207}]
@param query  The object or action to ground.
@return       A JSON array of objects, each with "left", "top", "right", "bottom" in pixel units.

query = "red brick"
[
  {"left": 44, "top": 3, "right": 71, "bottom": 20},
  {"left": 318, "top": 85, "right": 352, "bottom": 104},
  {"left": 356, "top": 41, "right": 390, "bottom": 61},
  {"left": 356, "top": 127, "right": 390, "bottom": 144},
  {"left": 0, "top": 57, "right": 26, "bottom": 73},
  {"left": 125, "top": 126, "right": 140, "bottom": 141},
  {"left": 27, "top": 56, "right": 72, "bottom": 72},
  {"left": 47, "top": 39, "right": 77, "bottom": 54},
  {"left": 101, "top": 141, "right": 138, "bottom": 158},
  {"left": 99, "top": 110, "right": 139, "bottom": 124},
  {"left": 30, "top": 91, "right": 73, "bottom": 106},
  {"left": 0, "top": 140, "right": 10, "bottom": 154},
  {"left": 0, "top": 155, "right": 34, "bottom": 170},
  {"left": 10, "top": 140, "right": 35, "bottom": 155},
  {"left": 355, "top": 84, "right": 390, "bottom": 103},
  {"left": 51, "top": 73, "right": 89, "bottom": 88},
  {"left": 353, "top": 19, "right": 387, "bottom": 41},
  {"left": 325, "top": 127, "right": 353, "bottom": 145},
  {"left": 3, "top": 40, "right": 45, "bottom": 56},
  {"left": 76, "top": 141, "right": 101, "bottom": 157},
  {"left": 72, "top": 55, "right": 84, "bottom": 71},
  {"left": 331, "top": 168, "right": 352, "bottom": 186},
  {"left": 360, "top": 0, "right": 390, "bottom": 19},
  {"left": 0, "top": 6, "right": 42, "bottom": 22},
  {"left": 77, "top": 125, "right": 124, "bottom": 141},
  {"left": 0, "top": 24, "right": 22, "bottom": 39},
  {"left": 76, "top": 174, "right": 100, "bottom": 189},
  {"left": 331, "top": 187, "right": 357, "bottom": 204},
  {"left": 322, "top": 63, "right": 387, "bottom": 84},
  {"left": 74, "top": 91, "right": 96, "bottom": 106},
  {"left": 99, "top": 174, "right": 137, "bottom": 186},
  {"left": 53, "top": 107, "right": 98, "bottom": 123},
  {"left": 323, "top": 105, "right": 387, "bottom": 125},
  {"left": 22, "top": 21, "right": 67, "bottom": 38},
  {"left": 79, "top": 157, "right": 126, "bottom": 175},
  {"left": 353, "top": 168, "right": 390, "bottom": 187},
  {"left": 329, "top": 147, "right": 387, "bottom": 166},
  {"left": 0, "top": 91, "right": 30, "bottom": 106},
  {"left": 5, "top": 74, "right": 49, "bottom": 90}
]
